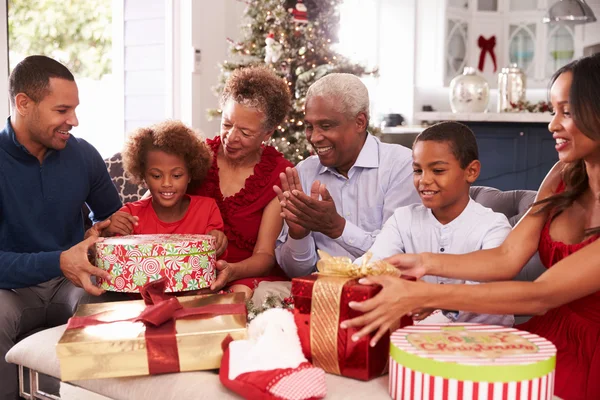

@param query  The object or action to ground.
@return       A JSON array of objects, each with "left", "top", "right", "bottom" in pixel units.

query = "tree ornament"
[
  {"left": 264, "top": 33, "right": 283, "bottom": 64},
  {"left": 289, "top": 0, "right": 309, "bottom": 25}
]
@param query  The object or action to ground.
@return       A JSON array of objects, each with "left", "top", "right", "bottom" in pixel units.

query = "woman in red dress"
[
  {"left": 343, "top": 54, "right": 600, "bottom": 400},
  {"left": 190, "top": 66, "right": 293, "bottom": 298}
]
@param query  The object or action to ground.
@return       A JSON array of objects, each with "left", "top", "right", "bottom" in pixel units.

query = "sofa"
[{"left": 6, "top": 153, "right": 546, "bottom": 399}]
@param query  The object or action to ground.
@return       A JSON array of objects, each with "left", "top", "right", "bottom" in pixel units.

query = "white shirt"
[
  {"left": 276, "top": 134, "right": 420, "bottom": 278},
  {"left": 357, "top": 198, "right": 514, "bottom": 327}
]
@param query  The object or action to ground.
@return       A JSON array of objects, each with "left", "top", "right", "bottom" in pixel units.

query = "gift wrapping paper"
[
  {"left": 96, "top": 234, "right": 216, "bottom": 293},
  {"left": 56, "top": 291, "right": 247, "bottom": 381},
  {"left": 389, "top": 324, "right": 557, "bottom": 400},
  {"left": 292, "top": 274, "right": 412, "bottom": 381}
]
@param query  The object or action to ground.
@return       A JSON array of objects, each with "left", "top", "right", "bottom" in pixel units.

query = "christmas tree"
[{"left": 208, "top": 0, "right": 376, "bottom": 164}]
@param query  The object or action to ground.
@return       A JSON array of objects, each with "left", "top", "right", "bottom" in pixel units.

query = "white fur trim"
[{"left": 228, "top": 309, "right": 307, "bottom": 380}]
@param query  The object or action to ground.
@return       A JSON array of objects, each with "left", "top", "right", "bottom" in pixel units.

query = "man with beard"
[{"left": 0, "top": 55, "right": 121, "bottom": 399}]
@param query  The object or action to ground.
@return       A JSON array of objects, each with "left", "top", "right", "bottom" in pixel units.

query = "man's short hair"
[
  {"left": 414, "top": 121, "right": 479, "bottom": 168},
  {"left": 9, "top": 55, "right": 74, "bottom": 107},
  {"left": 306, "top": 73, "right": 370, "bottom": 123}
]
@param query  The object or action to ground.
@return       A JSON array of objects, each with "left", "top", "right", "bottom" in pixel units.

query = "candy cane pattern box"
[
  {"left": 96, "top": 234, "right": 216, "bottom": 293},
  {"left": 389, "top": 324, "right": 557, "bottom": 400}
]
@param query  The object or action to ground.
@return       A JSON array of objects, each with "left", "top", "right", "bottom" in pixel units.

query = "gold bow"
[{"left": 316, "top": 250, "right": 399, "bottom": 278}]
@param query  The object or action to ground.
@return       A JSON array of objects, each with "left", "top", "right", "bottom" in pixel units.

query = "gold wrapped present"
[{"left": 57, "top": 287, "right": 247, "bottom": 381}]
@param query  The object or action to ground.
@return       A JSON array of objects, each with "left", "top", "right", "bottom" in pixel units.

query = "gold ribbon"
[
  {"left": 309, "top": 251, "right": 398, "bottom": 374},
  {"left": 315, "top": 250, "right": 398, "bottom": 278}
]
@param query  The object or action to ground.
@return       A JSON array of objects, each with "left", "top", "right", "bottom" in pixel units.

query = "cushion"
[
  {"left": 6, "top": 325, "right": 389, "bottom": 399},
  {"left": 105, "top": 153, "right": 146, "bottom": 204},
  {"left": 470, "top": 186, "right": 537, "bottom": 226}
]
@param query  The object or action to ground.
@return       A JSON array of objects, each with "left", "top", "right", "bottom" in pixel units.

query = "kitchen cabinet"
[
  {"left": 415, "top": 0, "right": 583, "bottom": 89},
  {"left": 465, "top": 122, "right": 558, "bottom": 190}
]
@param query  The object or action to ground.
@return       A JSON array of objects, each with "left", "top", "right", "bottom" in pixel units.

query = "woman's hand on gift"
[
  {"left": 208, "top": 230, "right": 228, "bottom": 257},
  {"left": 103, "top": 211, "right": 138, "bottom": 237},
  {"left": 60, "top": 235, "right": 112, "bottom": 296},
  {"left": 274, "top": 167, "right": 310, "bottom": 239},
  {"left": 340, "top": 275, "right": 429, "bottom": 347},
  {"left": 210, "top": 260, "right": 233, "bottom": 291},
  {"left": 384, "top": 253, "right": 428, "bottom": 280},
  {"left": 411, "top": 307, "right": 435, "bottom": 321}
]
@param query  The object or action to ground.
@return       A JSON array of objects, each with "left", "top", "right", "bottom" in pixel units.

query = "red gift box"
[{"left": 292, "top": 274, "right": 412, "bottom": 381}]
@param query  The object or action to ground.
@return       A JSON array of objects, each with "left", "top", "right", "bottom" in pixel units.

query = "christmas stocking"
[{"left": 220, "top": 308, "right": 327, "bottom": 400}]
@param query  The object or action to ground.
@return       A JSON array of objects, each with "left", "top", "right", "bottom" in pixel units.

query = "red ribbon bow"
[
  {"left": 477, "top": 35, "right": 497, "bottom": 73},
  {"left": 67, "top": 278, "right": 246, "bottom": 375}
]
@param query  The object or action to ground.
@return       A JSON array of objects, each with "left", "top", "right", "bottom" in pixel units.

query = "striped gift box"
[{"left": 389, "top": 324, "right": 556, "bottom": 400}]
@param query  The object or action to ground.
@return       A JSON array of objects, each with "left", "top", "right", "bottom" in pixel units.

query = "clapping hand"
[
  {"left": 274, "top": 167, "right": 310, "bottom": 239},
  {"left": 274, "top": 167, "right": 345, "bottom": 239}
]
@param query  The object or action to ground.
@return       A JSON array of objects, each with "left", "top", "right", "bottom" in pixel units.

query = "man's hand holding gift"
[{"left": 61, "top": 222, "right": 113, "bottom": 296}]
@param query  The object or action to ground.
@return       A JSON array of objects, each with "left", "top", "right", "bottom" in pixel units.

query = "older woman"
[
  {"left": 190, "top": 66, "right": 293, "bottom": 297},
  {"left": 344, "top": 54, "right": 600, "bottom": 400}
]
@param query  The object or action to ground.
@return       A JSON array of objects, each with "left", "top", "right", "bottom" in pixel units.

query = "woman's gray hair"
[{"left": 306, "top": 73, "right": 370, "bottom": 123}]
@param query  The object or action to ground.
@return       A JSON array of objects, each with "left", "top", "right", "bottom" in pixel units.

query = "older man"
[
  {"left": 274, "top": 73, "right": 420, "bottom": 278},
  {"left": 0, "top": 56, "right": 121, "bottom": 400}
]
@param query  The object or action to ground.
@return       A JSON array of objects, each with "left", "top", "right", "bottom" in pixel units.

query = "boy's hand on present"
[
  {"left": 103, "top": 212, "right": 138, "bottom": 237},
  {"left": 60, "top": 235, "right": 112, "bottom": 296},
  {"left": 208, "top": 230, "right": 228, "bottom": 257},
  {"left": 210, "top": 260, "right": 233, "bottom": 291},
  {"left": 274, "top": 167, "right": 310, "bottom": 239},
  {"left": 384, "top": 253, "right": 428, "bottom": 279},
  {"left": 341, "top": 275, "right": 428, "bottom": 347},
  {"left": 280, "top": 180, "right": 345, "bottom": 239}
]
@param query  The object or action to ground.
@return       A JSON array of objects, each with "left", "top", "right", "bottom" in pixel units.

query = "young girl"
[{"left": 105, "top": 120, "right": 228, "bottom": 256}]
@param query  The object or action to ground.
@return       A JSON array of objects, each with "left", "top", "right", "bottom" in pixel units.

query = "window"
[{"left": 6, "top": 0, "right": 124, "bottom": 158}]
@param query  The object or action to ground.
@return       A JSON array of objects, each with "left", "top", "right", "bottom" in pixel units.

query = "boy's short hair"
[
  {"left": 122, "top": 120, "right": 212, "bottom": 190},
  {"left": 9, "top": 55, "right": 74, "bottom": 107},
  {"left": 414, "top": 121, "right": 478, "bottom": 168}
]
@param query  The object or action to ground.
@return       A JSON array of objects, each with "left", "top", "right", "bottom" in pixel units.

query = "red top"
[
  {"left": 191, "top": 136, "right": 293, "bottom": 264},
  {"left": 517, "top": 181, "right": 600, "bottom": 400},
  {"left": 120, "top": 195, "right": 224, "bottom": 235}
]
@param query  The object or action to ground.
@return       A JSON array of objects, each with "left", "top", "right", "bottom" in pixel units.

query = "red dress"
[
  {"left": 517, "top": 183, "right": 600, "bottom": 400},
  {"left": 191, "top": 136, "right": 293, "bottom": 287}
]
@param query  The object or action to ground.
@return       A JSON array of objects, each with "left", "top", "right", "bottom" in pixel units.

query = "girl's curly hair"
[
  {"left": 122, "top": 120, "right": 212, "bottom": 190},
  {"left": 220, "top": 65, "right": 291, "bottom": 131}
]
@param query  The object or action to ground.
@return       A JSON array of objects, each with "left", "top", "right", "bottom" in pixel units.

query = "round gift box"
[
  {"left": 389, "top": 324, "right": 556, "bottom": 400},
  {"left": 95, "top": 234, "right": 216, "bottom": 293}
]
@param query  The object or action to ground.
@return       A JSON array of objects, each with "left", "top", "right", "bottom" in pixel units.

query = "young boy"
[{"left": 356, "top": 121, "right": 514, "bottom": 326}]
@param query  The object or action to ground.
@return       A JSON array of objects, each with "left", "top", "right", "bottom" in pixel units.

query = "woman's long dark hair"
[{"left": 533, "top": 53, "right": 600, "bottom": 236}]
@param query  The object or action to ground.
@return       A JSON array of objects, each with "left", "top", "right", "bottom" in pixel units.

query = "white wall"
[
  {"left": 0, "top": 1, "right": 9, "bottom": 117},
  {"left": 123, "top": 0, "right": 168, "bottom": 134},
  {"left": 581, "top": 3, "right": 600, "bottom": 49},
  {"left": 186, "top": 0, "right": 246, "bottom": 138},
  {"left": 375, "top": 0, "right": 416, "bottom": 125}
]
